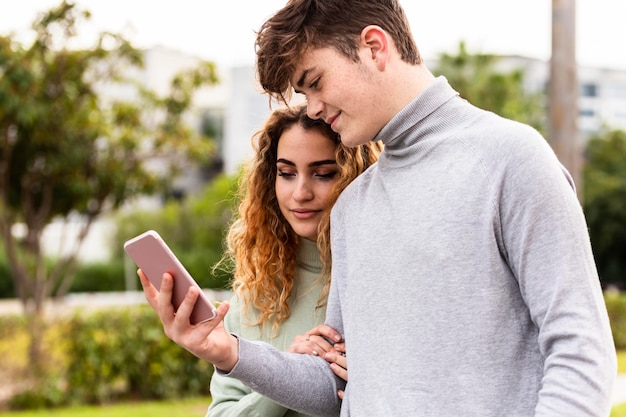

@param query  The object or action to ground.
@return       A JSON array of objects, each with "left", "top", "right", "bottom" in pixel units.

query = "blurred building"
[
  {"left": 43, "top": 49, "right": 626, "bottom": 262},
  {"left": 495, "top": 55, "right": 626, "bottom": 138}
]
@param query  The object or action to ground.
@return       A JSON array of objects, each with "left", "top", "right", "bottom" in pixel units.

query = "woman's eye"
[
  {"left": 278, "top": 170, "right": 296, "bottom": 178},
  {"left": 315, "top": 172, "right": 338, "bottom": 180}
]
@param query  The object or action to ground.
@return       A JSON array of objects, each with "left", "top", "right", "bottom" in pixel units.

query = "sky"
[{"left": 1, "top": 0, "right": 625, "bottom": 72}]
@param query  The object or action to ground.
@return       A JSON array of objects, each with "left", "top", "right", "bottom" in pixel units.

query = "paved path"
[{"left": 0, "top": 290, "right": 232, "bottom": 317}]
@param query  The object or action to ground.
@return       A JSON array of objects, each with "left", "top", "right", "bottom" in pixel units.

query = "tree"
[
  {"left": 549, "top": 0, "right": 581, "bottom": 199},
  {"left": 434, "top": 41, "right": 546, "bottom": 134},
  {"left": 0, "top": 1, "right": 217, "bottom": 369},
  {"left": 583, "top": 129, "right": 626, "bottom": 288},
  {"left": 114, "top": 171, "right": 241, "bottom": 291}
]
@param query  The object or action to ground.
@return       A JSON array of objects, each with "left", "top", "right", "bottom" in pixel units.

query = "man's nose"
[{"left": 306, "top": 96, "right": 324, "bottom": 121}]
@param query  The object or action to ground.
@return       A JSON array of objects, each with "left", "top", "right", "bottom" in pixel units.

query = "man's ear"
[{"left": 360, "top": 25, "right": 389, "bottom": 70}]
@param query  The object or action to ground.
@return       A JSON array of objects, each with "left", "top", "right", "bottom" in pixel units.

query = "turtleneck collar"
[
  {"left": 296, "top": 237, "right": 323, "bottom": 274},
  {"left": 373, "top": 76, "right": 459, "bottom": 151}
]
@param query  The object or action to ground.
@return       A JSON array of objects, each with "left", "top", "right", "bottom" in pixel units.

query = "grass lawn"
[
  {"left": 614, "top": 404, "right": 626, "bottom": 417},
  {"left": 0, "top": 397, "right": 212, "bottom": 417},
  {"left": 618, "top": 350, "right": 626, "bottom": 374},
  {"left": 613, "top": 350, "right": 626, "bottom": 417}
]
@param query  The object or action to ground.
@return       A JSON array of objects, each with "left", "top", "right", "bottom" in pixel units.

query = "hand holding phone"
[{"left": 124, "top": 230, "right": 217, "bottom": 324}]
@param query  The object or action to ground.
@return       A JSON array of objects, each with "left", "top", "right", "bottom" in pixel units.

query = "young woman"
[{"left": 205, "top": 105, "right": 381, "bottom": 416}]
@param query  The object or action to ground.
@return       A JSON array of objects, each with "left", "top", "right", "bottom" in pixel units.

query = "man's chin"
[{"left": 339, "top": 134, "right": 373, "bottom": 148}]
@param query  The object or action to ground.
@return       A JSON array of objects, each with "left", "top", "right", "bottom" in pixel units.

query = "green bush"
[
  {"left": 606, "top": 291, "right": 626, "bottom": 349},
  {"left": 9, "top": 306, "right": 213, "bottom": 410},
  {"left": 0, "top": 314, "right": 25, "bottom": 339},
  {"left": 113, "top": 173, "right": 240, "bottom": 290},
  {"left": 1, "top": 258, "right": 128, "bottom": 299},
  {"left": 584, "top": 129, "right": 626, "bottom": 289},
  {"left": 70, "top": 261, "right": 127, "bottom": 293},
  {"left": 0, "top": 260, "right": 15, "bottom": 299}
]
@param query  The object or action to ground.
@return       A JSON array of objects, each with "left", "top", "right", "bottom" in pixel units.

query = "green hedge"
[
  {"left": 0, "top": 261, "right": 14, "bottom": 298},
  {"left": 0, "top": 255, "right": 229, "bottom": 299},
  {"left": 9, "top": 306, "right": 213, "bottom": 410},
  {"left": 606, "top": 291, "right": 626, "bottom": 349},
  {"left": 3, "top": 292, "right": 626, "bottom": 410},
  {"left": 70, "top": 261, "right": 127, "bottom": 293}
]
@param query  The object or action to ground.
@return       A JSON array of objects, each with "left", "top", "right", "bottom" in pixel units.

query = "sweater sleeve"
[
  {"left": 497, "top": 131, "right": 616, "bottom": 416},
  {"left": 207, "top": 297, "right": 289, "bottom": 417},
  {"left": 219, "top": 339, "right": 342, "bottom": 417}
]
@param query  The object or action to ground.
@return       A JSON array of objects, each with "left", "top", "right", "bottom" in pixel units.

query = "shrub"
[
  {"left": 70, "top": 260, "right": 126, "bottom": 293},
  {"left": 9, "top": 306, "right": 213, "bottom": 409},
  {"left": 113, "top": 173, "right": 240, "bottom": 290},
  {"left": 0, "top": 259, "right": 15, "bottom": 299},
  {"left": 606, "top": 291, "right": 626, "bottom": 350}
]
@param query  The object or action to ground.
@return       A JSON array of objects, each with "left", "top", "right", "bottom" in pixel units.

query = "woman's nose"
[{"left": 293, "top": 178, "right": 314, "bottom": 201}]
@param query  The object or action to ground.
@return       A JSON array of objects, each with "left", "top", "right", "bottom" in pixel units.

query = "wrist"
[{"left": 215, "top": 334, "right": 240, "bottom": 372}]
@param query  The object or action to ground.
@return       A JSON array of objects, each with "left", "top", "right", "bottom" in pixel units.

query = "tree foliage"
[
  {"left": 0, "top": 1, "right": 218, "bottom": 366},
  {"left": 583, "top": 129, "right": 626, "bottom": 288},
  {"left": 114, "top": 172, "right": 241, "bottom": 290},
  {"left": 434, "top": 41, "right": 546, "bottom": 134}
]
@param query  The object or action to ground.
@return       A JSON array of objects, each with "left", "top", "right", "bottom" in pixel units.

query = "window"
[{"left": 580, "top": 83, "right": 597, "bottom": 97}]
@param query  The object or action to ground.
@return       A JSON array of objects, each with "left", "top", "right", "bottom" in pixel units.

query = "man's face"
[{"left": 290, "top": 47, "right": 388, "bottom": 148}]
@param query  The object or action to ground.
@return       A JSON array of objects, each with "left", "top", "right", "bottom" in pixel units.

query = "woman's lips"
[{"left": 292, "top": 209, "right": 319, "bottom": 219}]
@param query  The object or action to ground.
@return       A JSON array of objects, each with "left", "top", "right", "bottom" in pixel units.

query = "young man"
[{"left": 140, "top": 0, "right": 617, "bottom": 415}]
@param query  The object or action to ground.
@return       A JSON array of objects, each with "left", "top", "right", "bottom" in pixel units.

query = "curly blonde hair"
[{"left": 221, "top": 105, "right": 381, "bottom": 335}]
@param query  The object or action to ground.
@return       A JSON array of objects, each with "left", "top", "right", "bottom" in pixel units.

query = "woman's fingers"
[
  {"left": 287, "top": 324, "right": 343, "bottom": 356},
  {"left": 287, "top": 332, "right": 332, "bottom": 355},
  {"left": 325, "top": 349, "right": 348, "bottom": 382}
]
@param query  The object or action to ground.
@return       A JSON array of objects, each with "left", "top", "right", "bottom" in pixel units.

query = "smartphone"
[{"left": 124, "top": 230, "right": 217, "bottom": 324}]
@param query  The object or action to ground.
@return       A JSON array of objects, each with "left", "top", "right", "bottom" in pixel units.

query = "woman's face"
[{"left": 275, "top": 124, "right": 339, "bottom": 241}]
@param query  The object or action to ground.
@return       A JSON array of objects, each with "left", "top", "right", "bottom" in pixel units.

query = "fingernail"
[{"left": 312, "top": 350, "right": 318, "bottom": 356}]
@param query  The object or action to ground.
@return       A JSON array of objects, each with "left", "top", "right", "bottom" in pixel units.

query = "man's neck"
[{"left": 386, "top": 63, "right": 436, "bottom": 116}]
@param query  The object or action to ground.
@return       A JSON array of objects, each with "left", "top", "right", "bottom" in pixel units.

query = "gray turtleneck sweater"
[{"left": 222, "top": 77, "right": 616, "bottom": 417}]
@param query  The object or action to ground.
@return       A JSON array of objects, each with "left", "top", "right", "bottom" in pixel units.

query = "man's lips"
[{"left": 326, "top": 113, "right": 339, "bottom": 130}]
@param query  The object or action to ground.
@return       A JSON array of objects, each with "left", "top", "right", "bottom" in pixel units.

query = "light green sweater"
[{"left": 207, "top": 238, "right": 326, "bottom": 417}]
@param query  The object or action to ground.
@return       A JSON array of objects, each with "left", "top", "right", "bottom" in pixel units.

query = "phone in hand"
[{"left": 124, "top": 230, "right": 218, "bottom": 324}]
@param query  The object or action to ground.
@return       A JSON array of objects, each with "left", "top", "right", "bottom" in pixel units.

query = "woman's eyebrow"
[
  {"left": 276, "top": 158, "right": 337, "bottom": 167},
  {"left": 276, "top": 158, "right": 295, "bottom": 166},
  {"left": 309, "top": 160, "right": 337, "bottom": 167}
]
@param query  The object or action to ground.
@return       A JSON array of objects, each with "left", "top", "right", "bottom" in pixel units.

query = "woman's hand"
[
  {"left": 326, "top": 342, "right": 347, "bottom": 381},
  {"left": 138, "top": 269, "right": 238, "bottom": 371},
  {"left": 287, "top": 324, "right": 342, "bottom": 356},
  {"left": 325, "top": 342, "right": 347, "bottom": 399},
  {"left": 288, "top": 324, "right": 347, "bottom": 399}
]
